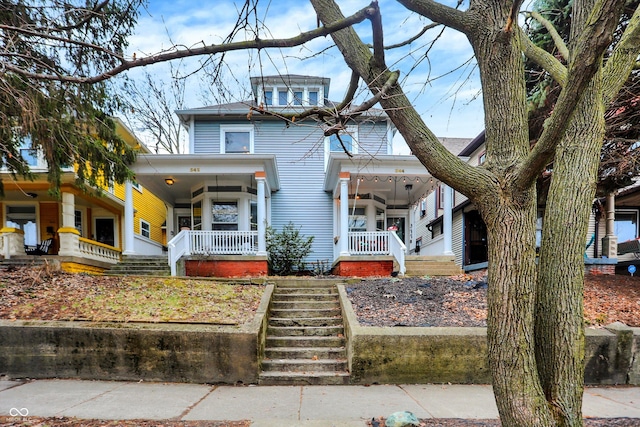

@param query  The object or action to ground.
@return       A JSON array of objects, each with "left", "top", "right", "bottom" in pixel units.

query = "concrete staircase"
[
  {"left": 404, "top": 255, "right": 462, "bottom": 277},
  {"left": 103, "top": 255, "right": 170, "bottom": 276},
  {"left": 259, "top": 279, "right": 350, "bottom": 385}
]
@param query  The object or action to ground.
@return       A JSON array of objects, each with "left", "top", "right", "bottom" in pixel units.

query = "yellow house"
[{"left": 0, "top": 118, "right": 167, "bottom": 274}]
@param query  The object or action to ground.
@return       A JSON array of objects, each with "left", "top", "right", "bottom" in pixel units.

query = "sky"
[{"left": 124, "top": 0, "right": 485, "bottom": 145}]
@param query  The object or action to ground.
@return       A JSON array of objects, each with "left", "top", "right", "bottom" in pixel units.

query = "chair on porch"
[{"left": 25, "top": 238, "right": 53, "bottom": 256}]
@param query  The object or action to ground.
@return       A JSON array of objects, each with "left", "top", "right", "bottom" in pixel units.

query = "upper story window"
[
  {"left": 221, "top": 125, "right": 254, "bottom": 154},
  {"left": 264, "top": 89, "right": 273, "bottom": 106},
  {"left": 292, "top": 89, "right": 303, "bottom": 106},
  {"left": 478, "top": 151, "right": 487, "bottom": 165},
  {"left": 258, "top": 85, "right": 323, "bottom": 107},
  {"left": 308, "top": 90, "right": 319, "bottom": 106},
  {"left": 328, "top": 125, "right": 358, "bottom": 154},
  {"left": 278, "top": 87, "right": 288, "bottom": 106}
]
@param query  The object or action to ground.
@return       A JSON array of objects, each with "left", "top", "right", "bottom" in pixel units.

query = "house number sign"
[{"left": 190, "top": 167, "right": 200, "bottom": 172}]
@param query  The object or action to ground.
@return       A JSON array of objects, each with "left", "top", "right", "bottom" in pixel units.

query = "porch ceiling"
[
  {"left": 324, "top": 153, "right": 436, "bottom": 205},
  {"left": 130, "top": 154, "right": 280, "bottom": 205}
]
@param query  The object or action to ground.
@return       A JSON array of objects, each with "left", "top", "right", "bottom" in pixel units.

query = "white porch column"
[
  {"left": 166, "top": 205, "right": 175, "bottom": 240},
  {"left": 123, "top": 180, "right": 135, "bottom": 255},
  {"left": 58, "top": 191, "right": 81, "bottom": 257},
  {"left": 443, "top": 184, "right": 454, "bottom": 255},
  {"left": 339, "top": 172, "right": 350, "bottom": 256},
  {"left": 256, "top": 172, "right": 267, "bottom": 255},
  {"left": 602, "top": 192, "right": 617, "bottom": 258},
  {"left": 62, "top": 191, "right": 75, "bottom": 228}
]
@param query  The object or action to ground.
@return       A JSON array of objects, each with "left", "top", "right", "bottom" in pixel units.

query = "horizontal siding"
[
  {"left": 193, "top": 121, "right": 220, "bottom": 154},
  {"left": 453, "top": 212, "right": 463, "bottom": 266},
  {"left": 255, "top": 121, "right": 334, "bottom": 263},
  {"left": 357, "top": 122, "right": 388, "bottom": 156}
]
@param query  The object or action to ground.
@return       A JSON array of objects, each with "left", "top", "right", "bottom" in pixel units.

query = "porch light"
[{"left": 165, "top": 178, "right": 175, "bottom": 186}]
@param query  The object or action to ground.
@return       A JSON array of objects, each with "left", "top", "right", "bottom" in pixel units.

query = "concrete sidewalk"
[{"left": 1, "top": 380, "right": 639, "bottom": 426}]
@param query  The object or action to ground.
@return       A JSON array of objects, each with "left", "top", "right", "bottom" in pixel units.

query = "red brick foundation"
[
  {"left": 332, "top": 260, "right": 393, "bottom": 277},
  {"left": 584, "top": 264, "right": 615, "bottom": 276},
  {"left": 185, "top": 259, "right": 268, "bottom": 278}
]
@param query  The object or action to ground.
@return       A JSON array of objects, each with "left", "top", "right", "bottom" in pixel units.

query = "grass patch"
[{"left": 1, "top": 270, "right": 265, "bottom": 325}]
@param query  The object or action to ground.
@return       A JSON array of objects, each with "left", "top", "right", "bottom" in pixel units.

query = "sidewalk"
[{"left": 1, "top": 379, "right": 640, "bottom": 426}]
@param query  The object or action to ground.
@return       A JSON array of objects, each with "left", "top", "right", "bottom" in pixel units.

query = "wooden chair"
[{"left": 25, "top": 238, "right": 53, "bottom": 255}]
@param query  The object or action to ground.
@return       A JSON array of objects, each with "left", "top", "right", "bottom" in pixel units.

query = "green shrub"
[{"left": 266, "top": 222, "right": 314, "bottom": 275}]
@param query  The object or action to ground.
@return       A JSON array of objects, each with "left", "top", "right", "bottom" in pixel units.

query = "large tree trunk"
[
  {"left": 534, "top": 0, "right": 606, "bottom": 422},
  {"left": 481, "top": 190, "right": 555, "bottom": 426},
  {"left": 535, "top": 70, "right": 605, "bottom": 427}
]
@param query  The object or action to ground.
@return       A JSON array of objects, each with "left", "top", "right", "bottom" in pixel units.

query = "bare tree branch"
[
  {"left": 525, "top": 11, "right": 570, "bottom": 60},
  {"left": 1, "top": 2, "right": 379, "bottom": 85}
]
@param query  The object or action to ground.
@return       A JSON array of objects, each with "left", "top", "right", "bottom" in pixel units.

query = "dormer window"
[
  {"left": 264, "top": 89, "right": 273, "bottom": 106},
  {"left": 278, "top": 87, "right": 288, "bottom": 105},
  {"left": 293, "top": 89, "right": 303, "bottom": 106},
  {"left": 309, "top": 90, "right": 318, "bottom": 106}
]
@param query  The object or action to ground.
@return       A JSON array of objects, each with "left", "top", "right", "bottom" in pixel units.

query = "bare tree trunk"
[
  {"left": 535, "top": 75, "right": 604, "bottom": 427},
  {"left": 481, "top": 190, "right": 556, "bottom": 427}
]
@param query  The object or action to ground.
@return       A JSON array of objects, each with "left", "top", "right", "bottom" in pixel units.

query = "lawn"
[{"left": 0, "top": 265, "right": 265, "bottom": 325}]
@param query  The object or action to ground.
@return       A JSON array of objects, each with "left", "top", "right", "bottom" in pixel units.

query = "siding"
[
  {"left": 255, "top": 120, "right": 334, "bottom": 263},
  {"left": 357, "top": 122, "right": 389, "bottom": 156},
  {"left": 193, "top": 121, "right": 221, "bottom": 154},
  {"left": 453, "top": 212, "right": 463, "bottom": 266}
]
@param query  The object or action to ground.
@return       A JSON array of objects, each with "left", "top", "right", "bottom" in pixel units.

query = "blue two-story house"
[{"left": 131, "top": 74, "right": 460, "bottom": 277}]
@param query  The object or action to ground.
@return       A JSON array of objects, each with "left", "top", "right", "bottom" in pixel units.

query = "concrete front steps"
[
  {"left": 259, "top": 279, "right": 350, "bottom": 385},
  {"left": 103, "top": 255, "right": 170, "bottom": 276},
  {"left": 404, "top": 255, "right": 462, "bottom": 277}
]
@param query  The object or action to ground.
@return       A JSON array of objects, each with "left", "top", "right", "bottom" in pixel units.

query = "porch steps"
[
  {"left": 0, "top": 256, "right": 54, "bottom": 269},
  {"left": 259, "top": 279, "right": 350, "bottom": 385},
  {"left": 404, "top": 255, "right": 462, "bottom": 277},
  {"left": 103, "top": 255, "right": 170, "bottom": 276}
]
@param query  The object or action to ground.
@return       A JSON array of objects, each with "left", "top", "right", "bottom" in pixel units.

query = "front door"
[
  {"left": 386, "top": 217, "right": 406, "bottom": 243},
  {"left": 464, "top": 210, "right": 488, "bottom": 266},
  {"left": 95, "top": 218, "right": 115, "bottom": 247}
]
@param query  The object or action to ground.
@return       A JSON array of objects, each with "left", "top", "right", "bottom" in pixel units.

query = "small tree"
[{"left": 266, "top": 223, "right": 314, "bottom": 276}]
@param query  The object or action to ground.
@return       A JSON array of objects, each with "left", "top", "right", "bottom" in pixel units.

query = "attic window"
[{"left": 309, "top": 91, "right": 318, "bottom": 106}]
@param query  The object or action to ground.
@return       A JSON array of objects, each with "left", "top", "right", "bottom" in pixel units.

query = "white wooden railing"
[
  {"left": 389, "top": 231, "right": 407, "bottom": 276},
  {"left": 347, "top": 230, "right": 407, "bottom": 275},
  {"left": 78, "top": 237, "right": 121, "bottom": 263},
  {"left": 168, "top": 230, "right": 259, "bottom": 276},
  {"left": 348, "top": 231, "right": 389, "bottom": 255}
]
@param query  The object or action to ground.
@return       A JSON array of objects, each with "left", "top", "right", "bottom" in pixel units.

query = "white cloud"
[{"left": 125, "top": 0, "right": 485, "bottom": 140}]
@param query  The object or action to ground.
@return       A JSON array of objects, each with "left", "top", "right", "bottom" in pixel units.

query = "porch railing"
[
  {"left": 347, "top": 230, "right": 406, "bottom": 275},
  {"left": 389, "top": 231, "right": 407, "bottom": 276},
  {"left": 168, "top": 230, "right": 259, "bottom": 276},
  {"left": 348, "top": 231, "right": 390, "bottom": 255},
  {"left": 78, "top": 237, "right": 121, "bottom": 263}
]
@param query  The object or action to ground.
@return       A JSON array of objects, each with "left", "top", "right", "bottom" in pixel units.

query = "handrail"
[
  {"left": 347, "top": 230, "right": 407, "bottom": 275},
  {"left": 168, "top": 230, "right": 190, "bottom": 276},
  {"left": 388, "top": 231, "right": 407, "bottom": 276}
]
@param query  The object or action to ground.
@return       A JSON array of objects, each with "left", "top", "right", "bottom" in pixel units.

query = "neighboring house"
[
  {"left": 131, "top": 74, "right": 461, "bottom": 277},
  {"left": 0, "top": 118, "right": 166, "bottom": 273},
  {"left": 418, "top": 131, "right": 632, "bottom": 274}
]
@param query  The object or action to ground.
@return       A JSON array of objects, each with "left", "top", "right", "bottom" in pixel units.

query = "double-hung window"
[
  {"left": 220, "top": 125, "right": 254, "bottom": 154},
  {"left": 140, "top": 219, "right": 151, "bottom": 238}
]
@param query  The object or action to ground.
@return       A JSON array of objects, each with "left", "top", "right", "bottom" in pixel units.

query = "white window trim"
[
  {"left": 132, "top": 181, "right": 143, "bottom": 193},
  {"left": 140, "top": 219, "right": 151, "bottom": 239},
  {"left": 324, "top": 125, "right": 359, "bottom": 168},
  {"left": 220, "top": 125, "right": 254, "bottom": 154}
]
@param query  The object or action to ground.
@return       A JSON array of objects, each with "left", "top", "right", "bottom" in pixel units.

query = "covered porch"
[
  {"left": 0, "top": 180, "right": 124, "bottom": 273},
  {"left": 324, "top": 154, "right": 456, "bottom": 276},
  {"left": 130, "top": 154, "right": 279, "bottom": 276}
]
